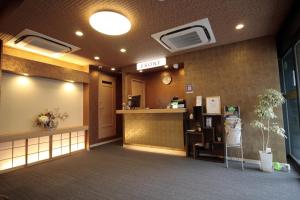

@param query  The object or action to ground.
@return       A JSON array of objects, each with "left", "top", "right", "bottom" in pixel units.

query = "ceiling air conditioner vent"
[
  {"left": 7, "top": 29, "right": 80, "bottom": 58},
  {"left": 151, "top": 18, "right": 216, "bottom": 52}
]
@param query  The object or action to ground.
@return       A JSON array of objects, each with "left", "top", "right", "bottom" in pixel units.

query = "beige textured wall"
[
  {"left": 168, "top": 36, "right": 286, "bottom": 162},
  {"left": 0, "top": 72, "right": 83, "bottom": 133}
]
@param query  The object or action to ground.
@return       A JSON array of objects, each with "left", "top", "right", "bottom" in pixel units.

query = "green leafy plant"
[{"left": 251, "top": 89, "right": 286, "bottom": 152}]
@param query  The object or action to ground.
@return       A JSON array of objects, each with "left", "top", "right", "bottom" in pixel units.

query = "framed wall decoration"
[
  {"left": 206, "top": 96, "right": 221, "bottom": 114},
  {"left": 185, "top": 84, "right": 193, "bottom": 93}
]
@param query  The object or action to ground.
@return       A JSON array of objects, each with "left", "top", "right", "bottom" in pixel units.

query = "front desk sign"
[{"left": 137, "top": 57, "right": 166, "bottom": 71}]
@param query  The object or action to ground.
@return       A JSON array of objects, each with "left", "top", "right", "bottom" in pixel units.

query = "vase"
[{"left": 259, "top": 150, "right": 273, "bottom": 172}]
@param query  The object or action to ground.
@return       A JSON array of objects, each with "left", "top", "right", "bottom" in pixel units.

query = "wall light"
[
  {"left": 120, "top": 48, "right": 127, "bottom": 53},
  {"left": 111, "top": 67, "right": 116, "bottom": 71},
  {"left": 17, "top": 76, "right": 29, "bottom": 85},
  {"left": 23, "top": 73, "right": 29, "bottom": 76},
  {"left": 235, "top": 24, "right": 244, "bottom": 30},
  {"left": 139, "top": 70, "right": 143, "bottom": 73},
  {"left": 94, "top": 56, "right": 100, "bottom": 60},
  {"left": 89, "top": 11, "right": 131, "bottom": 36},
  {"left": 63, "top": 82, "right": 75, "bottom": 91},
  {"left": 164, "top": 65, "right": 169, "bottom": 69}
]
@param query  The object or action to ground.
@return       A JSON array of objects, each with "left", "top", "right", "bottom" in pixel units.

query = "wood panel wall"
[
  {"left": 167, "top": 36, "right": 286, "bottom": 162},
  {"left": 2, "top": 54, "right": 89, "bottom": 83},
  {"left": 144, "top": 68, "right": 185, "bottom": 109},
  {"left": 3, "top": 46, "right": 89, "bottom": 73},
  {"left": 123, "top": 68, "right": 185, "bottom": 109},
  {"left": 88, "top": 69, "right": 100, "bottom": 145}
]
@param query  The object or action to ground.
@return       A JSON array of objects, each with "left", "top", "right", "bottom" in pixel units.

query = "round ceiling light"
[{"left": 89, "top": 11, "right": 131, "bottom": 36}]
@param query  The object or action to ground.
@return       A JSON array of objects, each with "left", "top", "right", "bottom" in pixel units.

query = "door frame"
[
  {"left": 131, "top": 78, "right": 146, "bottom": 108},
  {"left": 98, "top": 72, "right": 116, "bottom": 139},
  {"left": 280, "top": 45, "right": 300, "bottom": 165},
  {"left": 88, "top": 66, "right": 123, "bottom": 145}
]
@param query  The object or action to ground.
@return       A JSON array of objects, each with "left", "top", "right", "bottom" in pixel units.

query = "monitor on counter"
[{"left": 131, "top": 95, "right": 141, "bottom": 109}]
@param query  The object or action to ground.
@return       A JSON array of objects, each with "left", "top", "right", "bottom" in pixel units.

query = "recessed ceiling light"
[
  {"left": 75, "top": 31, "right": 84, "bottom": 37},
  {"left": 111, "top": 67, "right": 116, "bottom": 71},
  {"left": 235, "top": 24, "right": 244, "bottom": 30},
  {"left": 164, "top": 65, "right": 168, "bottom": 69},
  {"left": 89, "top": 11, "right": 131, "bottom": 36},
  {"left": 120, "top": 48, "right": 127, "bottom": 53},
  {"left": 94, "top": 56, "right": 100, "bottom": 60}
]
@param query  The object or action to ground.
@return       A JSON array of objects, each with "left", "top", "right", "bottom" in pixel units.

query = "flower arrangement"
[
  {"left": 36, "top": 108, "right": 69, "bottom": 129},
  {"left": 251, "top": 89, "right": 286, "bottom": 152}
]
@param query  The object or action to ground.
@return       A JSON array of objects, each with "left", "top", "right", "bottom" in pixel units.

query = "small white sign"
[
  {"left": 137, "top": 58, "right": 166, "bottom": 70},
  {"left": 196, "top": 96, "right": 202, "bottom": 106}
]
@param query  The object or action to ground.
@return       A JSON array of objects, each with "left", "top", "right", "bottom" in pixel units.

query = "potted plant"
[{"left": 251, "top": 89, "right": 286, "bottom": 172}]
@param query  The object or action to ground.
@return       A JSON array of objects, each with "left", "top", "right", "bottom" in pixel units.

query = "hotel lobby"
[{"left": 0, "top": 0, "right": 300, "bottom": 199}]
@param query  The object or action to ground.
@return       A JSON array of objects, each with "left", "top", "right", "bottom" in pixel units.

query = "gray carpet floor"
[{"left": 0, "top": 142, "right": 299, "bottom": 200}]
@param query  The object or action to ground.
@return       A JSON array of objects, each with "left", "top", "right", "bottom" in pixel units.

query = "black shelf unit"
[{"left": 185, "top": 106, "right": 224, "bottom": 162}]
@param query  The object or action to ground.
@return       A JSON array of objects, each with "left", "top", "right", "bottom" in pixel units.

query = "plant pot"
[
  {"left": 259, "top": 150, "right": 273, "bottom": 172},
  {"left": 226, "top": 128, "right": 241, "bottom": 146}
]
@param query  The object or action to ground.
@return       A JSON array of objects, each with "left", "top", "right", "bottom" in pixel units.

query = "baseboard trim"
[
  {"left": 289, "top": 154, "right": 300, "bottom": 165},
  {"left": 90, "top": 137, "right": 122, "bottom": 148},
  {"left": 227, "top": 156, "right": 291, "bottom": 171},
  {"left": 123, "top": 144, "right": 186, "bottom": 156},
  {"left": 227, "top": 156, "right": 260, "bottom": 165}
]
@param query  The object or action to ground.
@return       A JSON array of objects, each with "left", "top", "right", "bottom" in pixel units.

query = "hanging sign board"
[{"left": 136, "top": 58, "right": 166, "bottom": 71}]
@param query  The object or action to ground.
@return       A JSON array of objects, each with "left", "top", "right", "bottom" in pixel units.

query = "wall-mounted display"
[
  {"left": 206, "top": 96, "right": 221, "bottom": 114},
  {"left": 185, "top": 84, "right": 193, "bottom": 93}
]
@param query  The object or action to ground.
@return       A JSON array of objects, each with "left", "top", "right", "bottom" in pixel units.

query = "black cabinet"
[{"left": 185, "top": 106, "right": 224, "bottom": 162}]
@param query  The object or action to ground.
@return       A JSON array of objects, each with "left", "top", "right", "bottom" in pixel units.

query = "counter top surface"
[{"left": 116, "top": 108, "right": 187, "bottom": 114}]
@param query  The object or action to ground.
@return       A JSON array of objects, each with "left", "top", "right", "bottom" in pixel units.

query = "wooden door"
[
  {"left": 131, "top": 79, "right": 145, "bottom": 108},
  {"left": 99, "top": 73, "right": 116, "bottom": 139}
]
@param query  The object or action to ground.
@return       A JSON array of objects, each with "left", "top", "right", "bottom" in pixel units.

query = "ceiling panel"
[{"left": 0, "top": 0, "right": 293, "bottom": 67}]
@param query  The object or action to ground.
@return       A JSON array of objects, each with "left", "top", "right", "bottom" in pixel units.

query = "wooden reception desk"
[{"left": 116, "top": 108, "right": 187, "bottom": 151}]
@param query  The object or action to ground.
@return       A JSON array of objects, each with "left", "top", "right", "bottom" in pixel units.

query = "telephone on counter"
[{"left": 170, "top": 97, "right": 185, "bottom": 109}]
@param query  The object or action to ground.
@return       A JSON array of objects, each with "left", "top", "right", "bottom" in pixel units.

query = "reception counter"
[{"left": 116, "top": 108, "right": 187, "bottom": 151}]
